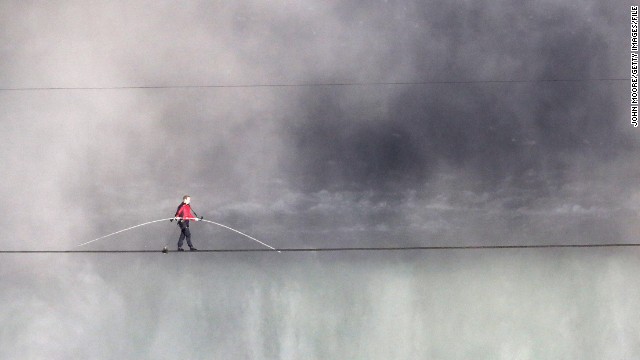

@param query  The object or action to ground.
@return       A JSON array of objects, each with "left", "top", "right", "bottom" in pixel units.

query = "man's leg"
[
  {"left": 184, "top": 222, "right": 197, "bottom": 250},
  {"left": 177, "top": 223, "right": 187, "bottom": 249},
  {"left": 184, "top": 224, "right": 193, "bottom": 248}
]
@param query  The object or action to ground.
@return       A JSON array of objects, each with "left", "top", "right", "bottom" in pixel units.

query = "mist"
[{"left": 1, "top": 0, "right": 639, "bottom": 358}]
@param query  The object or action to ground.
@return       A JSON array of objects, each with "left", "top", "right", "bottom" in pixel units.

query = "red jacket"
[{"left": 175, "top": 203, "right": 195, "bottom": 221}]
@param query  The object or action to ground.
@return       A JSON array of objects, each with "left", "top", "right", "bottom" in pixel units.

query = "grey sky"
[{"left": 1, "top": 1, "right": 638, "bottom": 358}]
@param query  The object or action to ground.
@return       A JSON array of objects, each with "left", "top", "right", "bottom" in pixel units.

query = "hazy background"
[{"left": 1, "top": 1, "right": 639, "bottom": 358}]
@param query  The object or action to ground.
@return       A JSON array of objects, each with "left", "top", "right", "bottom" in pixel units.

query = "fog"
[{"left": 1, "top": 0, "right": 639, "bottom": 358}]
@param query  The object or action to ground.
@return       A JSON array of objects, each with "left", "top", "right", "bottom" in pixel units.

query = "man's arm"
[{"left": 172, "top": 204, "right": 185, "bottom": 221}]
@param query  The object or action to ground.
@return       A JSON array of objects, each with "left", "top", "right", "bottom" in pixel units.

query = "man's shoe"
[
  {"left": 190, "top": 247, "right": 198, "bottom": 251},
  {"left": 177, "top": 248, "right": 185, "bottom": 251}
]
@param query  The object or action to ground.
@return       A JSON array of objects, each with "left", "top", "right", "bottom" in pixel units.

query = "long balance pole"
[{"left": 77, "top": 217, "right": 279, "bottom": 252}]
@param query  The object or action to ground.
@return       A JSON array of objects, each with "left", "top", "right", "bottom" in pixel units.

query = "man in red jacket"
[{"left": 174, "top": 195, "right": 199, "bottom": 251}]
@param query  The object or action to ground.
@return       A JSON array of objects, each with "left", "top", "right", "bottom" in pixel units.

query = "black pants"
[{"left": 177, "top": 221, "right": 193, "bottom": 248}]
